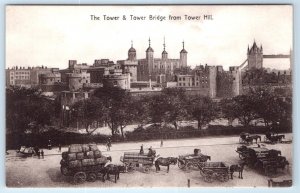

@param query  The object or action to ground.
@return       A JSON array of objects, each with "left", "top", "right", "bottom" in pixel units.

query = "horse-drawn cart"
[
  {"left": 60, "top": 144, "right": 111, "bottom": 184},
  {"left": 198, "top": 162, "right": 229, "bottom": 183},
  {"left": 236, "top": 145, "right": 289, "bottom": 176},
  {"left": 120, "top": 152, "right": 156, "bottom": 173},
  {"left": 264, "top": 132, "right": 285, "bottom": 144},
  {"left": 178, "top": 149, "right": 211, "bottom": 170}
]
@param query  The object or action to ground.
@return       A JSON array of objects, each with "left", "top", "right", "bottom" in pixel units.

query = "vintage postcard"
[{"left": 5, "top": 5, "right": 293, "bottom": 187}]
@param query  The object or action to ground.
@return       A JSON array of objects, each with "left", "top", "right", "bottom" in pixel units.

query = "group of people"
[
  {"left": 34, "top": 146, "right": 44, "bottom": 159},
  {"left": 140, "top": 144, "right": 155, "bottom": 157}
]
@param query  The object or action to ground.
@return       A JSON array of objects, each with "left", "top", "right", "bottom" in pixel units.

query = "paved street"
[{"left": 6, "top": 134, "right": 292, "bottom": 187}]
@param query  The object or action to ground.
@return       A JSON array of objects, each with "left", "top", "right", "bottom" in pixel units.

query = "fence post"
[{"left": 187, "top": 179, "right": 190, "bottom": 188}]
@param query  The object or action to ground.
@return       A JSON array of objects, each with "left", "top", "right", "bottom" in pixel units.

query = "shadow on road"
[{"left": 46, "top": 167, "right": 69, "bottom": 183}]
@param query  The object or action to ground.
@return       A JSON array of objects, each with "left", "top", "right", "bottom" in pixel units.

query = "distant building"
[
  {"left": 137, "top": 38, "right": 188, "bottom": 81},
  {"left": 6, "top": 66, "right": 59, "bottom": 87},
  {"left": 247, "top": 41, "right": 263, "bottom": 69}
]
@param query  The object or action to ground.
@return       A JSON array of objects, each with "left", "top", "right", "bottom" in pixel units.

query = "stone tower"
[
  {"left": 180, "top": 40, "right": 188, "bottom": 68},
  {"left": 247, "top": 40, "right": 263, "bottom": 69},
  {"left": 162, "top": 37, "right": 168, "bottom": 60},
  {"left": 146, "top": 37, "right": 154, "bottom": 77},
  {"left": 128, "top": 40, "right": 136, "bottom": 61}
]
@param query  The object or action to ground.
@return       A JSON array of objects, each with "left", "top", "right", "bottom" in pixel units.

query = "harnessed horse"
[{"left": 155, "top": 157, "right": 177, "bottom": 173}]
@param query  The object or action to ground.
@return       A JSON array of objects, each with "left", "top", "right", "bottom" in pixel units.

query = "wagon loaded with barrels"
[
  {"left": 178, "top": 149, "right": 211, "bottom": 170},
  {"left": 236, "top": 145, "right": 289, "bottom": 176},
  {"left": 198, "top": 162, "right": 229, "bottom": 183},
  {"left": 60, "top": 144, "right": 111, "bottom": 184},
  {"left": 120, "top": 151, "right": 156, "bottom": 173}
]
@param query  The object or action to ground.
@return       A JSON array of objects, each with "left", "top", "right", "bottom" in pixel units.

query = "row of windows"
[
  {"left": 12, "top": 76, "right": 30, "bottom": 80},
  {"left": 154, "top": 65, "right": 171, "bottom": 69},
  {"left": 15, "top": 71, "right": 30, "bottom": 75},
  {"left": 178, "top": 82, "right": 209, "bottom": 87},
  {"left": 179, "top": 77, "right": 208, "bottom": 81}
]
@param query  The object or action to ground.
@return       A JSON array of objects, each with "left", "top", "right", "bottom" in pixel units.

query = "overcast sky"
[{"left": 6, "top": 5, "right": 293, "bottom": 70}]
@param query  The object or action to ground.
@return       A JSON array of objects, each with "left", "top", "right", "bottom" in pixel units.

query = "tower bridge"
[{"left": 237, "top": 41, "right": 292, "bottom": 71}]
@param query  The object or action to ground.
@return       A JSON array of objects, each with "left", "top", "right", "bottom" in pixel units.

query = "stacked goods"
[{"left": 60, "top": 144, "right": 109, "bottom": 172}]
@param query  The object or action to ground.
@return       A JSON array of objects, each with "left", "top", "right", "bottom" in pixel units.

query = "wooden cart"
[
  {"left": 236, "top": 145, "right": 289, "bottom": 176},
  {"left": 198, "top": 162, "right": 229, "bottom": 183},
  {"left": 120, "top": 152, "right": 155, "bottom": 173},
  {"left": 178, "top": 149, "right": 211, "bottom": 170}
]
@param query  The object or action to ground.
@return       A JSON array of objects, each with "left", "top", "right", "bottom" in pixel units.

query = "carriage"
[
  {"left": 239, "top": 132, "right": 261, "bottom": 144},
  {"left": 264, "top": 132, "right": 285, "bottom": 143},
  {"left": 16, "top": 146, "right": 36, "bottom": 157},
  {"left": 120, "top": 151, "right": 156, "bottom": 173},
  {"left": 236, "top": 145, "right": 289, "bottom": 176},
  {"left": 60, "top": 144, "right": 112, "bottom": 184},
  {"left": 178, "top": 149, "right": 211, "bottom": 170},
  {"left": 198, "top": 162, "right": 229, "bottom": 183},
  {"left": 239, "top": 132, "right": 250, "bottom": 143}
]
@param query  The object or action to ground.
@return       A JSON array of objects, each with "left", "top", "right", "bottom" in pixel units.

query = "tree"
[
  {"left": 231, "top": 95, "right": 258, "bottom": 126},
  {"left": 220, "top": 98, "right": 236, "bottom": 126},
  {"left": 130, "top": 96, "right": 151, "bottom": 128},
  {"left": 188, "top": 96, "right": 216, "bottom": 129},
  {"left": 161, "top": 88, "right": 188, "bottom": 130},
  {"left": 71, "top": 97, "right": 106, "bottom": 135},
  {"left": 6, "top": 86, "right": 57, "bottom": 146},
  {"left": 93, "top": 86, "right": 135, "bottom": 139},
  {"left": 249, "top": 86, "right": 292, "bottom": 127}
]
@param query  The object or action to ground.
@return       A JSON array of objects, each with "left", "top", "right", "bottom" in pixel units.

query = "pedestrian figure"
[
  {"left": 48, "top": 139, "right": 52, "bottom": 150},
  {"left": 58, "top": 144, "right": 61, "bottom": 152},
  {"left": 148, "top": 146, "right": 154, "bottom": 157},
  {"left": 41, "top": 149, "right": 44, "bottom": 159},
  {"left": 107, "top": 138, "right": 112, "bottom": 151},
  {"left": 160, "top": 139, "right": 163, "bottom": 147},
  {"left": 140, "top": 144, "right": 144, "bottom": 154},
  {"left": 37, "top": 150, "right": 40, "bottom": 159}
]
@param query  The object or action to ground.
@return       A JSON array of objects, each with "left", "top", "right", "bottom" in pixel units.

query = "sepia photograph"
[{"left": 5, "top": 5, "right": 293, "bottom": 188}]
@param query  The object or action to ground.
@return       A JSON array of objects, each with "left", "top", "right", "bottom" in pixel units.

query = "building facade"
[{"left": 137, "top": 38, "right": 188, "bottom": 81}]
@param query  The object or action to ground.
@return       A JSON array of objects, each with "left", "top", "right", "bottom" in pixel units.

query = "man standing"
[{"left": 140, "top": 144, "right": 144, "bottom": 154}]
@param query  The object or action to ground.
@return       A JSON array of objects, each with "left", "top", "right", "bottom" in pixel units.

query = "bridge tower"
[{"left": 247, "top": 40, "right": 263, "bottom": 69}]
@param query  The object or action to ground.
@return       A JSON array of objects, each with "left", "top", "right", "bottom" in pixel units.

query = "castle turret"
[
  {"left": 162, "top": 37, "right": 168, "bottom": 60},
  {"left": 128, "top": 40, "right": 136, "bottom": 61},
  {"left": 247, "top": 40, "right": 263, "bottom": 69},
  {"left": 146, "top": 37, "right": 154, "bottom": 75},
  {"left": 180, "top": 40, "right": 188, "bottom": 68}
]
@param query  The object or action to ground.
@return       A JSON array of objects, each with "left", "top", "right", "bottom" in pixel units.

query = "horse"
[
  {"left": 244, "top": 137, "right": 254, "bottom": 144},
  {"left": 155, "top": 157, "right": 177, "bottom": 173},
  {"left": 276, "top": 135, "right": 285, "bottom": 142},
  {"left": 101, "top": 164, "right": 126, "bottom": 183},
  {"left": 249, "top": 135, "right": 261, "bottom": 144},
  {"left": 229, "top": 162, "right": 246, "bottom": 179}
]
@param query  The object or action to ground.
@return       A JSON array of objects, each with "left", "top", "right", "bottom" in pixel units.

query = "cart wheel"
[
  {"left": 186, "top": 162, "right": 193, "bottom": 170},
  {"left": 127, "top": 163, "right": 135, "bottom": 172},
  {"left": 73, "top": 172, "right": 87, "bottom": 184},
  {"left": 204, "top": 170, "right": 214, "bottom": 183},
  {"left": 87, "top": 173, "right": 97, "bottom": 182},
  {"left": 204, "top": 175, "right": 214, "bottom": 183},
  {"left": 144, "top": 165, "right": 151, "bottom": 173},
  {"left": 219, "top": 174, "right": 229, "bottom": 182},
  {"left": 200, "top": 170, "right": 205, "bottom": 177},
  {"left": 60, "top": 166, "right": 69, "bottom": 176},
  {"left": 224, "top": 174, "right": 229, "bottom": 182},
  {"left": 178, "top": 160, "right": 186, "bottom": 169}
]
